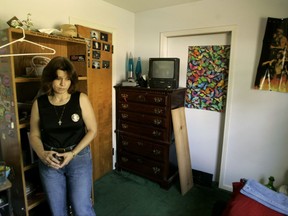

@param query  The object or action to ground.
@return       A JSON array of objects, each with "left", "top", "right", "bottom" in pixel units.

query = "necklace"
[{"left": 54, "top": 105, "right": 66, "bottom": 126}]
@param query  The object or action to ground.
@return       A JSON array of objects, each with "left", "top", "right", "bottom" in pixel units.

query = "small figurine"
[
  {"left": 22, "top": 13, "right": 33, "bottom": 30},
  {"left": 265, "top": 176, "right": 276, "bottom": 191}
]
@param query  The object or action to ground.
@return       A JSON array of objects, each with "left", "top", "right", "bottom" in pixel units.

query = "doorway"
[{"left": 160, "top": 26, "right": 237, "bottom": 188}]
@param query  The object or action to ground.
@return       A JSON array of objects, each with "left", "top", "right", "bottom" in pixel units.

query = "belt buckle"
[
  {"left": 59, "top": 148, "right": 66, "bottom": 153},
  {"left": 50, "top": 145, "right": 75, "bottom": 153}
]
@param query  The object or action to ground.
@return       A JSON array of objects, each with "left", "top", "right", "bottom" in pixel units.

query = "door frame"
[{"left": 159, "top": 25, "right": 237, "bottom": 190}]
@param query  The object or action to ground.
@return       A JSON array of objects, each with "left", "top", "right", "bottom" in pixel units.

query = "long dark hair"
[{"left": 40, "top": 56, "right": 78, "bottom": 95}]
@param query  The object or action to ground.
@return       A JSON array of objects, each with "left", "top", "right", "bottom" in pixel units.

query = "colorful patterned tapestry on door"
[{"left": 185, "top": 45, "right": 230, "bottom": 112}]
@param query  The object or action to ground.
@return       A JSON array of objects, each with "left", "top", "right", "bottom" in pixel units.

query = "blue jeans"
[{"left": 39, "top": 146, "right": 96, "bottom": 216}]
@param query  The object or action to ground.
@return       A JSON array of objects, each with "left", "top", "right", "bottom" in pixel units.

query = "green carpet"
[{"left": 93, "top": 170, "right": 231, "bottom": 216}]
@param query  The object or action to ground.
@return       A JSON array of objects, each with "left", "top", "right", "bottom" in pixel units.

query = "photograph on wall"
[
  {"left": 254, "top": 17, "right": 288, "bottom": 92},
  {"left": 90, "top": 30, "right": 99, "bottom": 40},
  {"left": 92, "top": 60, "right": 100, "bottom": 69},
  {"left": 92, "top": 51, "right": 101, "bottom": 59},
  {"left": 103, "top": 43, "right": 110, "bottom": 52},
  {"left": 93, "top": 41, "right": 101, "bottom": 50},
  {"left": 100, "top": 32, "right": 108, "bottom": 42},
  {"left": 185, "top": 45, "right": 230, "bottom": 112},
  {"left": 102, "top": 60, "right": 110, "bottom": 69}
]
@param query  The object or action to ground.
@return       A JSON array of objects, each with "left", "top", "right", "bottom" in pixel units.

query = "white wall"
[
  {"left": 134, "top": 0, "right": 288, "bottom": 190},
  {"left": 0, "top": 0, "right": 135, "bottom": 170},
  {"left": 0, "top": 0, "right": 135, "bottom": 84},
  {"left": 1, "top": 0, "right": 288, "bottom": 191}
]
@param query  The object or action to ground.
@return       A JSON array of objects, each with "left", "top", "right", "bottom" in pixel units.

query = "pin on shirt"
[{"left": 71, "top": 113, "right": 80, "bottom": 122}]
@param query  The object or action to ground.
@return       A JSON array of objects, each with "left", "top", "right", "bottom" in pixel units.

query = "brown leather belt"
[{"left": 44, "top": 144, "right": 76, "bottom": 153}]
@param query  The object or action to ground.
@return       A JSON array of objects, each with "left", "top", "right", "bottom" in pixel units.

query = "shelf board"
[
  {"left": 78, "top": 76, "right": 87, "bottom": 80},
  {"left": 0, "top": 180, "right": 12, "bottom": 192},
  {"left": 15, "top": 76, "right": 87, "bottom": 82},
  {"left": 15, "top": 77, "right": 40, "bottom": 83},
  {"left": 0, "top": 202, "right": 9, "bottom": 209},
  {"left": 27, "top": 192, "right": 46, "bottom": 211},
  {"left": 19, "top": 121, "right": 30, "bottom": 129},
  {"left": 10, "top": 27, "right": 86, "bottom": 45},
  {"left": 23, "top": 163, "right": 38, "bottom": 172}
]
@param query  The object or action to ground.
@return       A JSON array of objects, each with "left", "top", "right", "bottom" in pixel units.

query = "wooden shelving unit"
[{"left": 0, "top": 27, "right": 87, "bottom": 215}]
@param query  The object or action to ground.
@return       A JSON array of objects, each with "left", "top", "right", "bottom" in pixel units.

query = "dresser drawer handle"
[
  {"left": 121, "top": 123, "right": 128, "bottom": 129},
  {"left": 153, "top": 119, "right": 162, "bottom": 125},
  {"left": 121, "top": 157, "right": 128, "bottom": 162},
  {"left": 121, "top": 104, "right": 128, "bottom": 109},
  {"left": 121, "top": 113, "right": 129, "bottom": 119},
  {"left": 121, "top": 94, "right": 128, "bottom": 102},
  {"left": 154, "top": 97, "right": 163, "bottom": 103},
  {"left": 152, "top": 130, "right": 161, "bottom": 137},
  {"left": 154, "top": 108, "right": 163, "bottom": 115},
  {"left": 122, "top": 140, "right": 129, "bottom": 146},
  {"left": 153, "top": 149, "right": 161, "bottom": 155},
  {"left": 137, "top": 142, "right": 143, "bottom": 146},
  {"left": 137, "top": 95, "right": 146, "bottom": 102},
  {"left": 152, "top": 167, "right": 160, "bottom": 174}
]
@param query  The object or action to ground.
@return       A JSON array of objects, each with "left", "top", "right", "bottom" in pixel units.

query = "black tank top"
[{"left": 38, "top": 91, "right": 86, "bottom": 148}]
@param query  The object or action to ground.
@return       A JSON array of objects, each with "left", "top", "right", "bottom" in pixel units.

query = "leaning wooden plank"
[{"left": 171, "top": 107, "right": 193, "bottom": 195}]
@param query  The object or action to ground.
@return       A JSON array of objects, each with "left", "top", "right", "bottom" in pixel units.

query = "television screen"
[
  {"left": 152, "top": 61, "right": 175, "bottom": 78},
  {"left": 148, "top": 58, "right": 180, "bottom": 89}
]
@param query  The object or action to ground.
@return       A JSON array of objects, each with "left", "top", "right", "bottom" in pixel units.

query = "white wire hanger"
[{"left": 0, "top": 26, "right": 56, "bottom": 58}]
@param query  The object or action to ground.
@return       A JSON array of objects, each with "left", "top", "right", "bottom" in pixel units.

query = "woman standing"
[{"left": 29, "top": 56, "right": 97, "bottom": 216}]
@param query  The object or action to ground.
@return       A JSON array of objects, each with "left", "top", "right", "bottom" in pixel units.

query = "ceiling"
[{"left": 102, "top": 0, "right": 201, "bottom": 13}]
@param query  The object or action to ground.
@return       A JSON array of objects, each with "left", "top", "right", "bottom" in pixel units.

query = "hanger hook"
[{"left": 15, "top": 26, "right": 25, "bottom": 40}]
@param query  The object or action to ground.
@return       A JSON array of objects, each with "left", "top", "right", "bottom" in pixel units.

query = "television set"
[{"left": 148, "top": 57, "right": 180, "bottom": 89}]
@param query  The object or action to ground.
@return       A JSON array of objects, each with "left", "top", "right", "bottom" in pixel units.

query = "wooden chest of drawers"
[{"left": 114, "top": 86, "right": 186, "bottom": 188}]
